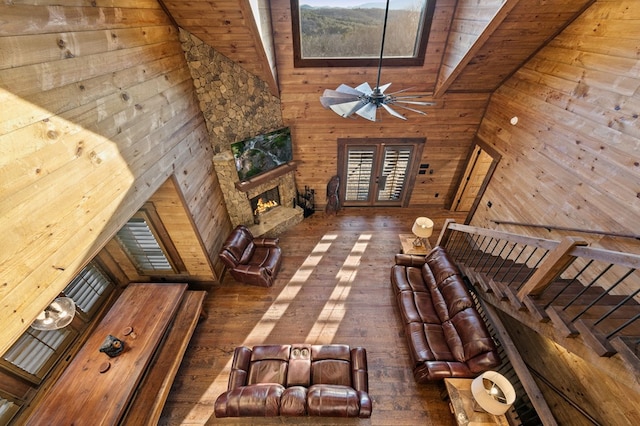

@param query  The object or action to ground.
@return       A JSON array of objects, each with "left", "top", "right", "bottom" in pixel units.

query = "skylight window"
[{"left": 292, "top": 0, "right": 434, "bottom": 67}]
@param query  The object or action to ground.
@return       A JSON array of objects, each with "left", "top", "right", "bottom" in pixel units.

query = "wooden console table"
[
  {"left": 399, "top": 233, "right": 432, "bottom": 255},
  {"left": 26, "top": 283, "right": 205, "bottom": 426},
  {"left": 443, "top": 378, "right": 509, "bottom": 426}
]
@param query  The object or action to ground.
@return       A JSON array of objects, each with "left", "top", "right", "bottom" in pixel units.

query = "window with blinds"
[
  {"left": 64, "top": 262, "right": 114, "bottom": 319},
  {"left": 2, "top": 328, "right": 75, "bottom": 382},
  {"left": 115, "top": 216, "right": 176, "bottom": 274},
  {"left": 0, "top": 393, "right": 20, "bottom": 425}
]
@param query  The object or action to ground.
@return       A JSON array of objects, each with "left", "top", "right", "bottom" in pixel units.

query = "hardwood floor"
[{"left": 160, "top": 208, "right": 468, "bottom": 425}]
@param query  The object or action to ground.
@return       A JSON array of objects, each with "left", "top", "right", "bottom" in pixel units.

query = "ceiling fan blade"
[
  {"left": 387, "top": 87, "right": 416, "bottom": 95},
  {"left": 335, "top": 84, "right": 365, "bottom": 96},
  {"left": 394, "top": 100, "right": 437, "bottom": 106},
  {"left": 390, "top": 103, "right": 428, "bottom": 115},
  {"left": 377, "top": 82, "right": 392, "bottom": 93},
  {"left": 355, "top": 102, "right": 378, "bottom": 121},
  {"left": 320, "top": 89, "right": 361, "bottom": 108},
  {"left": 382, "top": 103, "right": 407, "bottom": 120},
  {"left": 355, "top": 82, "right": 373, "bottom": 95},
  {"left": 330, "top": 100, "right": 367, "bottom": 118}
]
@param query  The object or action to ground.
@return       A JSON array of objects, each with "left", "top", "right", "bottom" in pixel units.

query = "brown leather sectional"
[
  {"left": 215, "top": 344, "right": 371, "bottom": 418},
  {"left": 391, "top": 246, "right": 501, "bottom": 382}
]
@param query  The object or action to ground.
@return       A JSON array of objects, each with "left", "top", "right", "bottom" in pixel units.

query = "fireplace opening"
[{"left": 250, "top": 187, "right": 280, "bottom": 218}]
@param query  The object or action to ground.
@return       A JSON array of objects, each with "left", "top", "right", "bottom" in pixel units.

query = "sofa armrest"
[
  {"left": 227, "top": 346, "right": 252, "bottom": 390},
  {"left": 254, "top": 237, "right": 280, "bottom": 247},
  {"left": 357, "top": 391, "right": 372, "bottom": 418},
  {"left": 395, "top": 253, "right": 428, "bottom": 267},
  {"left": 350, "top": 347, "right": 368, "bottom": 393}
]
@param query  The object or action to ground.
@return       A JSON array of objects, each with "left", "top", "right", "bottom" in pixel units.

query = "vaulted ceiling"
[{"left": 159, "top": 0, "right": 595, "bottom": 98}]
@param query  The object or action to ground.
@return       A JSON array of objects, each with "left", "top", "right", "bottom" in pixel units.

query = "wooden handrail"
[
  {"left": 490, "top": 219, "right": 640, "bottom": 240},
  {"left": 441, "top": 221, "right": 559, "bottom": 249},
  {"left": 517, "top": 237, "right": 588, "bottom": 299},
  {"left": 441, "top": 221, "right": 640, "bottom": 269}
]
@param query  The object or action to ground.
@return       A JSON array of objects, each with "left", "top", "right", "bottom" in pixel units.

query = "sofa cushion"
[
  {"left": 224, "top": 227, "right": 253, "bottom": 264},
  {"left": 450, "top": 308, "right": 497, "bottom": 362},
  {"left": 249, "top": 245, "right": 281, "bottom": 273},
  {"left": 214, "top": 383, "right": 284, "bottom": 417},
  {"left": 307, "top": 385, "right": 360, "bottom": 417},
  {"left": 406, "top": 322, "right": 454, "bottom": 364},
  {"left": 438, "top": 275, "right": 474, "bottom": 318},
  {"left": 280, "top": 386, "right": 307, "bottom": 416},
  {"left": 396, "top": 291, "right": 441, "bottom": 324},
  {"left": 239, "top": 241, "right": 256, "bottom": 264},
  {"left": 248, "top": 345, "right": 290, "bottom": 385},
  {"left": 391, "top": 264, "right": 428, "bottom": 293},
  {"left": 425, "top": 246, "right": 461, "bottom": 284},
  {"left": 311, "top": 345, "right": 351, "bottom": 387},
  {"left": 442, "top": 320, "right": 465, "bottom": 362}
]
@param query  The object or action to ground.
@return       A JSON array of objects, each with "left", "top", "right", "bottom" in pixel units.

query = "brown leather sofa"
[
  {"left": 391, "top": 246, "right": 500, "bottom": 383},
  {"left": 214, "top": 344, "right": 371, "bottom": 418},
  {"left": 218, "top": 225, "right": 282, "bottom": 287}
]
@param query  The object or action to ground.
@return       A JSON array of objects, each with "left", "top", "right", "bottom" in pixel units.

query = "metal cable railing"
[{"left": 439, "top": 222, "right": 640, "bottom": 352}]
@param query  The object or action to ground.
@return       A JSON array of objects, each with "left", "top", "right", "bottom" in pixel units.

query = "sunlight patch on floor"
[{"left": 306, "top": 233, "right": 371, "bottom": 343}]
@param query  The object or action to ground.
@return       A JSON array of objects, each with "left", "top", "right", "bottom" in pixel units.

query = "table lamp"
[
  {"left": 411, "top": 217, "right": 434, "bottom": 247},
  {"left": 471, "top": 371, "right": 516, "bottom": 415}
]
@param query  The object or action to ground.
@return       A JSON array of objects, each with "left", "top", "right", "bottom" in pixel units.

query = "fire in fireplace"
[{"left": 250, "top": 187, "right": 280, "bottom": 219}]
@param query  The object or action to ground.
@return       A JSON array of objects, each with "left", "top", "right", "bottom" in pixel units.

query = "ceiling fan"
[{"left": 319, "top": 0, "right": 435, "bottom": 122}]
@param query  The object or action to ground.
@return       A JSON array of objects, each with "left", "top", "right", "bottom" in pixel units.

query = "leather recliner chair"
[{"left": 218, "top": 225, "right": 282, "bottom": 287}]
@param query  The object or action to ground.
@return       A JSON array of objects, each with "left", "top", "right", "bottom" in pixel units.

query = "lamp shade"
[
  {"left": 31, "top": 297, "right": 76, "bottom": 331},
  {"left": 411, "top": 217, "right": 434, "bottom": 238},
  {"left": 471, "top": 371, "right": 516, "bottom": 415}
]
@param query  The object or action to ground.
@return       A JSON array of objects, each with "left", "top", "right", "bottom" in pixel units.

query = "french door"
[{"left": 337, "top": 138, "right": 424, "bottom": 207}]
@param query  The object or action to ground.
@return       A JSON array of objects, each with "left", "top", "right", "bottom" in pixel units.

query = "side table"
[
  {"left": 398, "top": 233, "right": 432, "bottom": 255},
  {"left": 442, "top": 378, "right": 509, "bottom": 426}
]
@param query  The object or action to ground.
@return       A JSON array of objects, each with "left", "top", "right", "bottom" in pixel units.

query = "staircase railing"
[
  {"left": 490, "top": 219, "right": 640, "bottom": 240},
  {"left": 436, "top": 220, "right": 640, "bottom": 380}
]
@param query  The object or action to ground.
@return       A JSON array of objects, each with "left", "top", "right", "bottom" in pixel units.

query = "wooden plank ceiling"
[{"left": 159, "top": 0, "right": 594, "bottom": 98}]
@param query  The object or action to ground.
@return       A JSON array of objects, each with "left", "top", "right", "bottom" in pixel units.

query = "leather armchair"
[{"left": 218, "top": 225, "right": 282, "bottom": 287}]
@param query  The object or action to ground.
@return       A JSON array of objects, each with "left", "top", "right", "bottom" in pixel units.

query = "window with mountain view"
[{"left": 291, "top": 0, "right": 434, "bottom": 67}]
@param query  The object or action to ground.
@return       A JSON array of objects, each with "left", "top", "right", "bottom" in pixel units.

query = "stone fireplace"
[{"left": 213, "top": 151, "right": 303, "bottom": 237}]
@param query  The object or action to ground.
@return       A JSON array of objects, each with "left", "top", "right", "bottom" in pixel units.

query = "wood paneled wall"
[
  {"left": 271, "top": 0, "right": 491, "bottom": 209},
  {"left": 436, "top": 0, "right": 507, "bottom": 94},
  {"left": 0, "top": 1, "right": 227, "bottom": 355},
  {"left": 472, "top": 0, "right": 640, "bottom": 255}
]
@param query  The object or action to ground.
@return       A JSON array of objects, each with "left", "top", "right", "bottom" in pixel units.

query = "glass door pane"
[
  {"left": 376, "top": 145, "right": 413, "bottom": 203},
  {"left": 344, "top": 146, "right": 376, "bottom": 202}
]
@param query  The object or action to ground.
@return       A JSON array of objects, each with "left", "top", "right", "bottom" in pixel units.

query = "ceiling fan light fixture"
[
  {"left": 319, "top": 0, "right": 435, "bottom": 122},
  {"left": 31, "top": 297, "right": 76, "bottom": 331}
]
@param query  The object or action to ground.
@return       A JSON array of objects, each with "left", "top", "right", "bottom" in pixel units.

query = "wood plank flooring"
[{"left": 160, "top": 208, "right": 468, "bottom": 425}]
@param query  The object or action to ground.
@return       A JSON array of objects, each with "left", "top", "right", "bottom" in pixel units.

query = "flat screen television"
[{"left": 231, "top": 127, "right": 293, "bottom": 181}]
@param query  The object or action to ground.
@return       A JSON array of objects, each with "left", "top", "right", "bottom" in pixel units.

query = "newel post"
[
  {"left": 517, "top": 236, "right": 588, "bottom": 301},
  {"left": 435, "top": 219, "right": 457, "bottom": 248}
]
